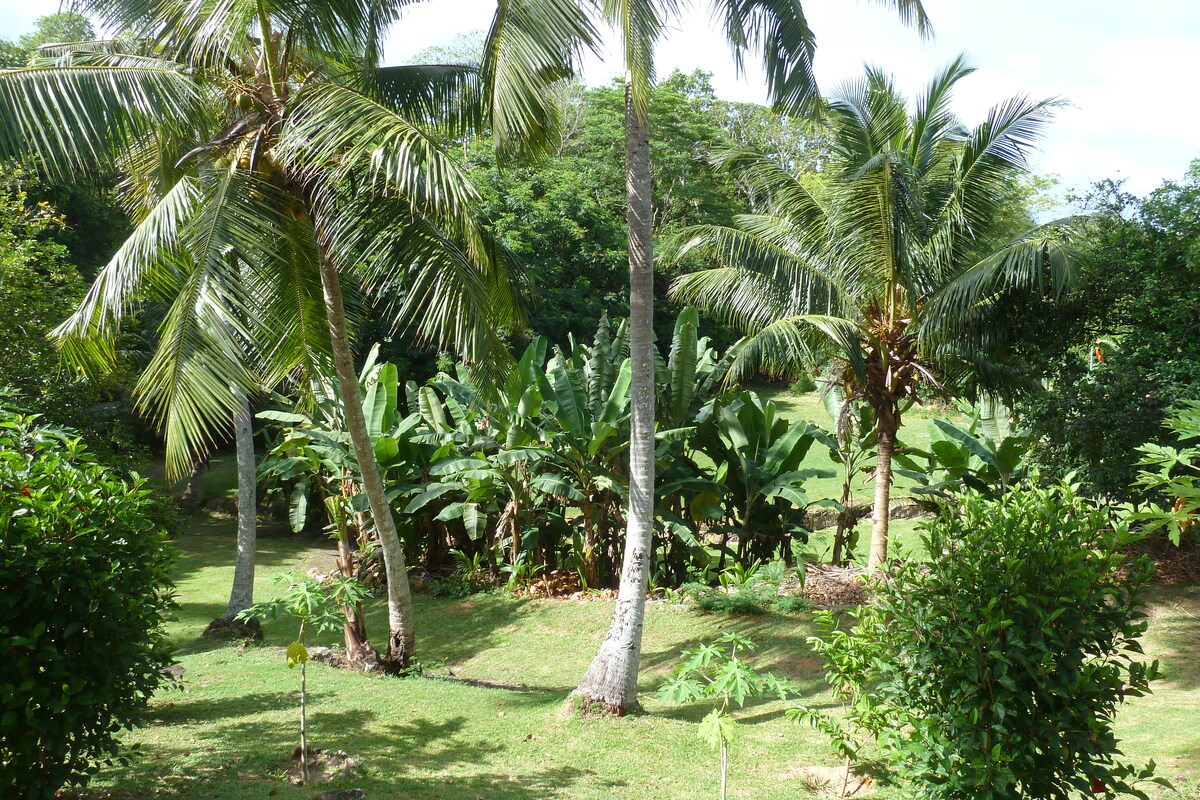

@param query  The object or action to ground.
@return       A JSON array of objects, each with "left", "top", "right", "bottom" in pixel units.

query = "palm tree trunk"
[
  {"left": 316, "top": 241, "right": 415, "bottom": 668},
  {"left": 224, "top": 387, "right": 256, "bottom": 618},
  {"left": 868, "top": 421, "right": 897, "bottom": 569},
  {"left": 179, "top": 454, "right": 207, "bottom": 515},
  {"left": 573, "top": 82, "right": 654, "bottom": 714}
]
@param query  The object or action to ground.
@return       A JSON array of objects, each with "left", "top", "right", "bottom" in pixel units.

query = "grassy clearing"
[
  {"left": 75, "top": 516, "right": 1200, "bottom": 800},
  {"left": 759, "top": 386, "right": 953, "bottom": 506}
]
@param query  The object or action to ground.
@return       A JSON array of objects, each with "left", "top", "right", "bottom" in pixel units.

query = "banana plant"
[
  {"left": 892, "top": 395, "right": 1033, "bottom": 500},
  {"left": 407, "top": 337, "right": 560, "bottom": 571},
  {"left": 698, "top": 391, "right": 831, "bottom": 568},
  {"left": 537, "top": 348, "right": 633, "bottom": 588},
  {"left": 657, "top": 307, "right": 736, "bottom": 429}
]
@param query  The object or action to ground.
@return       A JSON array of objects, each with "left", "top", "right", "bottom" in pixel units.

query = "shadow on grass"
[
  {"left": 84, "top": 707, "right": 590, "bottom": 800},
  {"left": 1142, "top": 585, "right": 1200, "bottom": 691},
  {"left": 144, "top": 689, "right": 331, "bottom": 725},
  {"left": 385, "top": 594, "right": 542, "bottom": 670},
  {"left": 418, "top": 676, "right": 570, "bottom": 708}
]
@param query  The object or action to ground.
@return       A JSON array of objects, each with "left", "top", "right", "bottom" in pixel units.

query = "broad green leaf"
[
  {"left": 285, "top": 641, "right": 308, "bottom": 669},
  {"left": 698, "top": 710, "right": 737, "bottom": 750}
]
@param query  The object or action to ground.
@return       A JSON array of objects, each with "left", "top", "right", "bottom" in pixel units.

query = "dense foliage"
[
  {"left": 0, "top": 189, "right": 85, "bottom": 412},
  {"left": 1014, "top": 165, "right": 1200, "bottom": 501},
  {"left": 0, "top": 408, "right": 175, "bottom": 798},
  {"left": 262, "top": 312, "right": 828, "bottom": 590},
  {"left": 803, "top": 483, "right": 1160, "bottom": 800},
  {"left": 0, "top": 182, "right": 149, "bottom": 466},
  {"left": 458, "top": 70, "right": 830, "bottom": 348}
]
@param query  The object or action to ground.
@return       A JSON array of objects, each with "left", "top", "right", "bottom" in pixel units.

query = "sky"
[{"left": 2, "top": 0, "right": 1196, "bottom": 199}]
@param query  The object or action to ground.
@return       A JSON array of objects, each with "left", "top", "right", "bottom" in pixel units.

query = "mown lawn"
[{"left": 74, "top": 517, "right": 1200, "bottom": 800}]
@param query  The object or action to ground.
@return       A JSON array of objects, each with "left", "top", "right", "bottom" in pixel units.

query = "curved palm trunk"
[
  {"left": 868, "top": 420, "right": 897, "bottom": 569},
  {"left": 224, "top": 387, "right": 257, "bottom": 618},
  {"left": 573, "top": 83, "right": 654, "bottom": 713},
  {"left": 316, "top": 241, "right": 415, "bottom": 668}
]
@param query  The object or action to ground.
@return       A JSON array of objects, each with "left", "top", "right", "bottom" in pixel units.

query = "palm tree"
[
  {"left": 571, "top": 0, "right": 929, "bottom": 713},
  {"left": 0, "top": 0, "right": 593, "bottom": 667},
  {"left": 669, "top": 58, "right": 1082, "bottom": 568}
]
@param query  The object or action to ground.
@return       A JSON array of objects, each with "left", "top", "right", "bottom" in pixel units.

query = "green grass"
[
  {"left": 76, "top": 516, "right": 1200, "bottom": 800},
  {"left": 759, "top": 385, "right": 955, "bottom": 507}
]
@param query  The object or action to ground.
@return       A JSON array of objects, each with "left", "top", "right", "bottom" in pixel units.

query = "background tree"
[
  {"left": 1008, "top": 168, "right": 1200, "bottom": 501},
  {"left": 670, "top": 58, "right": 1077, "bottom": 567},
  {"left": 0, "top": 13, "right": 95, "bottom": 68}
]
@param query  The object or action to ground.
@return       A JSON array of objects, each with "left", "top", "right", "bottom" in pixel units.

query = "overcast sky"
[{"left": 3, "top": 0, "right": 1195, "bottom": 199}]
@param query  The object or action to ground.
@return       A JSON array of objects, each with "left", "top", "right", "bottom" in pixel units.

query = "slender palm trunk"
[
  {"left": 316, "top": 241, "right": 415, "bottom": 668},
  {"left": 573, "top": 83, "right": 654, "bottom": 713},
  {"left": 180, "top": 454, "right": 207, "bottom": 515},
  {"left": 868, "top": 422, "right": 897, "bottom": 569},
  {"left": 225, "top": 387, "right": 256, "bottom": 618}
]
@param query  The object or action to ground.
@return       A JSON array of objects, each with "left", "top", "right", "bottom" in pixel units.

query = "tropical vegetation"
[
  {"left": 669, "top": 58, "right": 1083, "bottom": 566},
  {"left": 0, "top": 1, "right": 1197, "bottom": 798}
]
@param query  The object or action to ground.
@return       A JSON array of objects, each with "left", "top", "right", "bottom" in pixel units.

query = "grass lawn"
[{"left": 76, "top": 515, "right": 1200, "bottom": 800}]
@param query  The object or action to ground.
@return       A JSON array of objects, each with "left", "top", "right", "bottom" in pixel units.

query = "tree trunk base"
[
  {"left": 567, "top": 691, "right": 640, "bottom": 717},
  {"left": 384, "top": 632, "right": 413, "bottom": 674},
  {"left": 202, "top": 616, "right": 263, "bottom": 641}
]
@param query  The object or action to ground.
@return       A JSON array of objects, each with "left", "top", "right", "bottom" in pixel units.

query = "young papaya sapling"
[
  {"left": 658, "top": 633, "right": 794, "bottom": 800},
  {"left": 238, "top": 574, "right": 370, "bottom": 783}
]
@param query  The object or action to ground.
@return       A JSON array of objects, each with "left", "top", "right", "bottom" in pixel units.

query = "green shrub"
[
  {"left": 801, "top": 482, "right": 1163, "bottom": 800},
  {"left": 0, "top": 410, "right": 175, "bottom": 798},
  {"left": 788, "top": 372, "right": 817, "bottom": 394},
  {"left": 682, "top": 561, "right": 810, "bottom": 615}
]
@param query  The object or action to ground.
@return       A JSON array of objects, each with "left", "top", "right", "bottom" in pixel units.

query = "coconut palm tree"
[
  {"left": 0, "top": 0, "right": 594, "bottom": 667},
  {"left": 571, "top": 0, "right": 929, "bottom": 713},
  {"left": 669, "top": 57, "right": 1082, "bottom": 568}
]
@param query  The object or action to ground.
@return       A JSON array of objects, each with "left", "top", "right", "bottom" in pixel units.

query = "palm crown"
[{"left": 0, "top": 0, "right": 594, "bottom": 478}]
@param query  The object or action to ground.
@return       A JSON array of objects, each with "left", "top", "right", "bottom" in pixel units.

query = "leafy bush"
[
  {"left": 800, "top": 483, "right": 1162, "bottom": 800},
  {"left": 0, "top": 410, "right": 175, "bottom": 799},
  {"left": 1130, "top": 399, "right": 1200, "bottom": 544},
  {"left": 788, "top": 372, "right": 817, "bottom": 394}
]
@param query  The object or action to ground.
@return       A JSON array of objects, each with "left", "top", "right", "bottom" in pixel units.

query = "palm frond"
[
  {"left": 604, "top": 0, "right": 679, "bottom": 119},
  {"left": 54, "top": 176, "right": 205, "bottom": 372},
  {"left": 922, "top": 215, "right": 1087, "bottom": 331},
  {"left": 280, "top": 81, "right": 479, "bottom": 217},
  {"left": 724, "top": 314, "right": 866, "bottom": 383},
  {"left": 0, "top": 63, "right": 205, "bottom": 180},
  {"left": 311, "top": 178, "right": 523, "bottom": 392},
  {"left": 482, "top": 0, "right": 597, "bottom": 154},
  {"left": 366, "top": 64, "right": 484, "bottom": 137},
  {"left": 708, "top": 0, "right": 817, "bottom": 113}
]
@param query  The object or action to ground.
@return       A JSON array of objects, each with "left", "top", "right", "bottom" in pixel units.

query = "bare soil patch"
[
  {"left": 280, "top": 747, "right": 360, "bottom": 785},
  {"left": 787, "top": 764, "right": 876, "bottom": 797}
]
